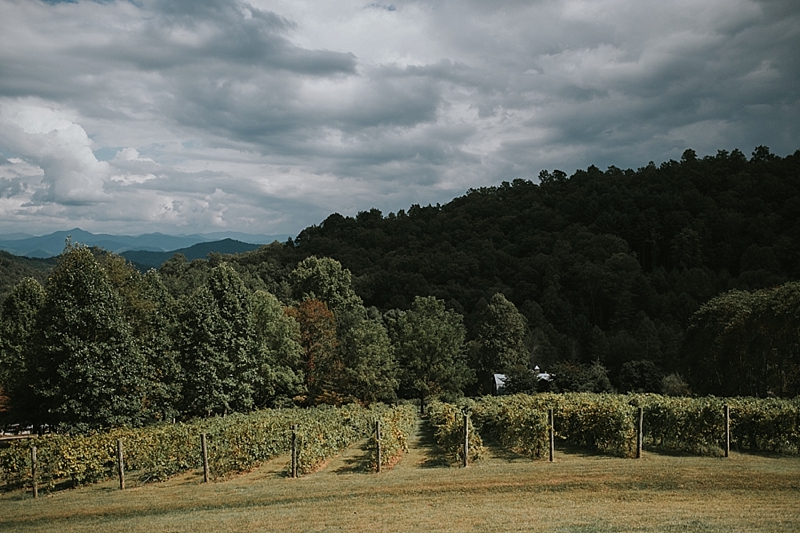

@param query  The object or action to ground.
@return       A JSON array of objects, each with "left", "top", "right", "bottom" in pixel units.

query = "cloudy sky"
[{"left": 0, "top": 0, "right": 798, "bottom": 237}]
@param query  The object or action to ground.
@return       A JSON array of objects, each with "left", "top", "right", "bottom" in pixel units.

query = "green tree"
[
  {"left": 471, "top": 293, "right": 530, "bottom": 394},
  {"left": 336, "top": 311, "right": 398, "bottom": 403},
  {"left": 26, "top": 244, "right": 152, "bottom": 430},
  {"left": 178, "top": 264, "right": 260, "bottom": 416},
  {"left": 251, "top": 290, "right": 306, "bottom": 406},
  {"left": 289, "top": 256, "right": 362, "bottom": 313},
  {"left": 0, "top": 277, "right": 45, "bottom": 414},
  {"left": 549, "top": 361, "right": 614, "bottom": 393},
  {"left": 617, "top": 359, "right": 663, "bottom": 393},
  {"left": 392, "top": 296, "right": 473, "bottom": 411},
  {"left": 97, "top": 252, "right": 181, "bottom": 421},
  {"left": 683, "top": 282, "right": 800, "bottom": 397},
  {"left": 135, "top": 270, "right": 181, "bottom": 421}
]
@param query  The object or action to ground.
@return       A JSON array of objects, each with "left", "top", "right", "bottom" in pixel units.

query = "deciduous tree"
[
  {"left": 392, "top": 296, "right": 473, "bottom": 411},
  {"left": 26, "top": 244, "right": 151, "bottom": 429}
]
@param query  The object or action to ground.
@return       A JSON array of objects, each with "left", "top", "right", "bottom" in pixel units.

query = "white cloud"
[
  {"left": 0, "top": 98, "right": 110, "bottom": 205},
  {"left": 0, "top": 0, "right": 797, "bottom": 236}
]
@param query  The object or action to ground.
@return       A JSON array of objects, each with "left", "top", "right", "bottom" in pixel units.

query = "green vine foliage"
[
  {"left": 366, "top": 403, "right": 417, "bottom": 471},
  {"left": 427, "top": 401, "right": 484, "bottom": 464},
  {"left": 474, "top": 393, "right": 800, "bottom": 459},
  {"left": 631, "top": 394, "right": 726, "bottom": 455},
  {"left": 631, "top": 394, "right": 800, "bottom": 455},
  {"left": 472, "top": 395, "right": 549, "bottom": 459},
  {"left": 473, "top": 393, "right": 635, "bottom": 457},
  {"left": 0, "top": 404, "right": 381, "bottom": 492}
]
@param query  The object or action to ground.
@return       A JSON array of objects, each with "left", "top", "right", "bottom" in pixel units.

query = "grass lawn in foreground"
[{"left": 1, "top": 421, "right": 799, "bottom": 532}]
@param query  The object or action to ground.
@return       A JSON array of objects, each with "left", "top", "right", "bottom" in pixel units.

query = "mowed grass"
[{"left": 1, "top": 421, "right": 799, "bottom": 533}]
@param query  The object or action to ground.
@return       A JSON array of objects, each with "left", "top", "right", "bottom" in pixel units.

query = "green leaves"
[
  {"left": 393, "top": 296, "right": 473, "bottom": 405},
  {"left": 178, "top": 264, "right": 262, "bottom": 416},
  {"left": 0, "top": 404, "right": 383, "bottom": 491},
  {"left": 27, "top": 245, "right": 151, "bottom": 430},
  {"left": 427, "top": 401, "right": 484, "bottom": 464},
  {"left": 685, "top": 282, "right": 800, "bottom": 397},
  {"left": 472, "top": 293, "right": 530, "bottom": 394}
]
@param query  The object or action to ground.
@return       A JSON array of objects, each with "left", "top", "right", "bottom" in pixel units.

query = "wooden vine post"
[
  {"left": 201, "top": 433, "right": 209, "bottom": 483},
  {"left": 117, "top": 439, "right": 125, "bottom": 490},
  {"left": 636, "top": 407, "right": 644, "bottom": 459},
  {"left": 376, "top": 420, "right": 382, "bottom": 473},
  {"left": 724, "top": 405, "right": 731, "bottom": 458},
  {"left": 548, "top": 408, "right": 555, "bottom": 462},
  {"left": 463, "top": 413, "right": 469, "bottom": 468},
  {"left": 31, "top": 446, "right": 38, "bottom": 499},
  {"left": 291, "top": 424, "right": 298, "bottom": 479}
]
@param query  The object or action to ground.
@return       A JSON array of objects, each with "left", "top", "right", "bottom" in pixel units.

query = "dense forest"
[{"left": 1, "top": 146, "right": 799, "bottom": 430}]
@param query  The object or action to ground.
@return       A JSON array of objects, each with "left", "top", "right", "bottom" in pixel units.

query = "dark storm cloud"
[{"left": 0, "top": 0, "right": 798, "bottom": 235}]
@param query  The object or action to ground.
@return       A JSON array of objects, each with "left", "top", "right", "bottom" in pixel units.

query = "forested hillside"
[
  {"left": 0, "top": 252, "right": 56, "bottom": 303},
  {"left": 1, "top": 146, "right": 799, "bottom": 430},
  {"left": 281, "top": 147, "right": 800, "bottom": 390}
]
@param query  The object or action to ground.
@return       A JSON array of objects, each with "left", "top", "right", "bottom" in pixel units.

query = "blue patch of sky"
[{"left": 93, "top": 147, "right": 121, "bottom": 162}]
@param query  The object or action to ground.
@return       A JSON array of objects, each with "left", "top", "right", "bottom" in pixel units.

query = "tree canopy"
[{"left": 2, "top": 146, "right": 800, "bottom": 428}]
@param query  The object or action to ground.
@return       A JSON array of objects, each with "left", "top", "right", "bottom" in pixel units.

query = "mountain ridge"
[
  {"left": 121, "top": 239, "right": 263, "bottom": 270},
  {"left": 0, "top": 229, "right": 291, "bottom": 258}
]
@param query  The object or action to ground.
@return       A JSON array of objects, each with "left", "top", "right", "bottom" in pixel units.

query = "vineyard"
[
  {"left": 2, "top": 393, "right": 799, "bottom": 496},
  {"left": 0, "top": 403, "right": 415, "bottom": 492},
  {"left": 465, "top": 393, "right": 800, "bottom": 459}
]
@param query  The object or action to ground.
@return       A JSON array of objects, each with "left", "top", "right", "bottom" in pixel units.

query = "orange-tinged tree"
[{"left": 286, "top": 299, "right": 338, "bottom": 402}]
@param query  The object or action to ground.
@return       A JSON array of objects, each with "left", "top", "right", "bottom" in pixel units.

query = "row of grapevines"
[
  {"left": 471, "top": 395, "right": 549, "bottom": 459},
  {"left": 0, "top": 424, "right": 203, "bottom": 490},
  {"left": 366, "top": 403, "right": 417, "bottom": 471},
  {"left": 472, "top": 393, "right": 799, "bottom": 459},
  {"left": 630, "top": 394, "right": 800, "bottom": 456},
  {"left": 474, "top": 393, "right": 635, "bottom": 457},
  {"left": 727, "top": 397, "right": 800, "bottom": 454},
  {"left": 291, "top": 404, "right": 374, "bottom": 475},
  {"left": 427, "top": 401, "right": 484, "bottom": 463},
  {"left": 555, "top": 393, "right": 636, "bottom": 457},
  {"left": 0, "top": 404, "right": 376, "bottom": 492},
  {"left": 630, "top": 394, "right": 726, "bottom": 455}
]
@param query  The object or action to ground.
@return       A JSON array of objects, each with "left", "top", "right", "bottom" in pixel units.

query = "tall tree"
[
  {"left": 683, "top": 282, "right": 800, "bottom": 397},
  {"left": 26, "top": 244, "right": 152, "bottom": 430},
  {"left": 289, "top": 256, "right": 362, "bottom": 314},
  {"left": 251, "top": 290, "right": 305, "bottom": 406},
  {"left": 177, "top": 263, "right": 260, "bottom": 416},
  {"left": 0, "top": 277, "right": 45, "bottom": 414},
  {"left": 97, "top": 252, "right": 181, "bottom": 421},
  {"left": 392, "top": 296, "right": 473, "bottom": 411},
  {"left": 336, "top": 311, "right": 398, "bottom": 403},
  {"left": 285, "top": 298, "right": 338, "bottom": 403},
  {"left": 471, "top": 293, "right": 530, "bottom": 394}
]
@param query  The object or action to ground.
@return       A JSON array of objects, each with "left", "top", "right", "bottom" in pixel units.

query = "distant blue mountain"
[
  {"left": 0, "top": 228, "right": 291, "bottom": 258},
  {"left": 121, "top": 239, "right": 263, "bottom": 269}
]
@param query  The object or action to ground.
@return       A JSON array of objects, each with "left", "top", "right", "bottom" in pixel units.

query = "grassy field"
[{"left": 1, "top": 421, "right": 799, "bottom": 533}]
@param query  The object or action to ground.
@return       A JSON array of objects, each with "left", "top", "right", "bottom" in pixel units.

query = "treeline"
[
  {"left": 277, "top": 146, "right": 800, "bottom": 397},
  {"left": 2, "top": 146, "right": 800, "bottom": 430},
  {"left": 0, "top": 243, "right": 481, "bottom": 430}
]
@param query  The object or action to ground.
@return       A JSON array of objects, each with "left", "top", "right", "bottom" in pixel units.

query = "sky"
[{"left": 0, "top": 0, "right": 798, "bottom": 238}]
